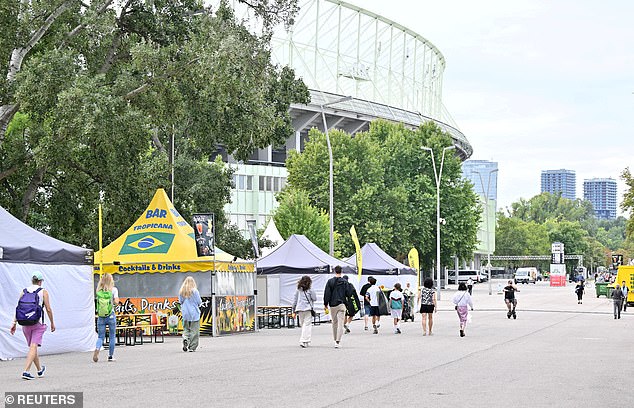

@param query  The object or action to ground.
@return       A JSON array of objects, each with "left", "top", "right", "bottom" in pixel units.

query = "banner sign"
[
  {"left": 408, "top": 248, "right": 420, "bottom": 287},
  {"left": 247, "top": 220, "right": 260, "bottom": 258},
  {"left": 215, "top": 295, "right": 256, "bottom": 335},
  {"left": 350, "top": 225, "right": 362, "bottom": 281},
  {"left": 192, "top": 213, "right": 214, "bottom": 257}
]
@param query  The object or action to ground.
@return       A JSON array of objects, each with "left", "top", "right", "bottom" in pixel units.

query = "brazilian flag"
[{"left": 119, "top": 232, "right": 175, "bottom": 255}]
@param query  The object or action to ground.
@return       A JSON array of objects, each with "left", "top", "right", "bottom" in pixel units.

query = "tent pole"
[{"left": 99, "top": 204, "right": 103, "bottom": 275}]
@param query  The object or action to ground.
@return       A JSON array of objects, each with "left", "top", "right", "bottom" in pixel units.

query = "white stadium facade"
[{"left": 217, "top": 0, "right": 473, "bottom": 235}]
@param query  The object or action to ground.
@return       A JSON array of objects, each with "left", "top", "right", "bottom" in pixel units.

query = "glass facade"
[
  {"left": 541, "top": 169, "right": 576, "bottom": 200},
  {"left": 462, "top": 160, "right": 498, "bottom": 255},
  {"left": 583, "top": 178, "right": 617, "bottom": 220}
]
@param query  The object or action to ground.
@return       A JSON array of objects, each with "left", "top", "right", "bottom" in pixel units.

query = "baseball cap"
[{"left": 32, "top": 271, "right": 44, "bottom": 281}]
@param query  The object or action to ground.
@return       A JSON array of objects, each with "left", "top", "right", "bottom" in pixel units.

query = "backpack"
[
  {"left": 96, "top": 290, "right": 113, "bottom": 317},
  {"left": 391, "top": 298, "right": 403, "bottom": 310},
  {"left": 15, "top": 288, "right": 43, "bottom": 326}
]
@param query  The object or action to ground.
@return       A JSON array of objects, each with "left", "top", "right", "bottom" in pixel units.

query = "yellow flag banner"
[
  {"left": 350, "top": 225, "right": 362, "bottom": 281},
  {"left": 408, "top": 248, "right": 420, "bottom": 289}
]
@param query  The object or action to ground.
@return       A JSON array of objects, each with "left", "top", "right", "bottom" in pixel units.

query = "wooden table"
[{"left": 97, "top": 314, "right": 165, "bottom": 346}]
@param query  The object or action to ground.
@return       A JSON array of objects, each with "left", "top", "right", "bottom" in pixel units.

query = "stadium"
[{"left": 220, "top": 0, "right": 473, "bottom": 233}]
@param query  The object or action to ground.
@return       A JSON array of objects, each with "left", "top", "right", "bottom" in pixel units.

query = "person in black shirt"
[
  {"left": 324, "top": 266, "right": 353, "bottom": 348},
  {"left": 503, "top": 280, "right": 520, "bottom": 319},
  {"left": 359, "top": 277, "right": 373, "bottom": 331}
]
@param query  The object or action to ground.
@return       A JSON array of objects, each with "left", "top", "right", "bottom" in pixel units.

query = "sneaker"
[
  {"left": 183, "top": 339, "right": 188, "bottom": 352},
  {"left": 507, "top": 311, "right": 511, "bottom": 319},
  {"left": 396, "top": 328, "right": 401, "bottom": 334},
  {"left": 460, "top": 329, "right": 465, "bottom": 337},
  {"left": 300, "top": 343, "right": 306, "bottom": 348},
  {"left": 188, "top": 349, "right": 195, "bottom": 352},
  {"left": 344, "top": 325, "right": 350, "bottom": 334},
  {"left": 37, "top": 365, "right": 46, "bottom": 377},
  {"left": 364, "top": 326, "right": 368, "bottom": 331},
  {"left": 22, "top": 372, "right": 35, "bottom": 380},
  {"left": 334, "top": 342, "right": 341, "bottom": 349},
  {"left": 92, "top": 349, "right": 99, "bottom": 363},
  {"left": 373, "top": 328, "right": 378, "bottom": 334},
  {"left": 107, "top": 356, "right": 116, "bottom": 362}
]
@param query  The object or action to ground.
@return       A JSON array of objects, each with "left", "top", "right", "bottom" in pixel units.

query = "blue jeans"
[{"left": 96, "top": 314, "right": 116, "bottom": 357}]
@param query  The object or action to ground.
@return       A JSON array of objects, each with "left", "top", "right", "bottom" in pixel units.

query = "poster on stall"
[
  {"left": 215, "top": 295, "right": 256, "bottom": 335},
  {"left": 192, "top": 213, "right": 215, "bottom": 257}
]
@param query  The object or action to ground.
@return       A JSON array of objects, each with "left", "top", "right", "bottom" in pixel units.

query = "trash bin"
[{"left": 595, "top": 282, "right": 609, "bottom": 298}]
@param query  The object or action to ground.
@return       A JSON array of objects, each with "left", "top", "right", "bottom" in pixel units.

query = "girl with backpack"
[
  {"left": 390, "top": 283, "right": 404, "bottom": 334},
  {"left": 178, "top": 277, "right": 202, "bottom": 352},
  {"left": 10, "top": 271, "right": 55, "bottom": 380},
  {"left": 93, "top": 273, "right": 119, "bottom": 362}
]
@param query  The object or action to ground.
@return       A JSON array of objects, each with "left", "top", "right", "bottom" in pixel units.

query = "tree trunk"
[
  {"left": 20, "top": 167, "right": 46, "bottom": 223},
  {"left": 0, "top": 103, "right": 19, "bottom": 141}
]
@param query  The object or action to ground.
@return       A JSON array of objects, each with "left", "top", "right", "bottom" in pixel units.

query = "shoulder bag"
[{"left": 304, "top": 290, "right": 317, "bottom": 317}]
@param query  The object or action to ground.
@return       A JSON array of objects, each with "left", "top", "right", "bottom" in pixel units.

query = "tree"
[
  {"left": 273, "top": 189, "right": 330, "bottom": 252},
  {"left": 0, "top": 0, "right": 307, "bottom": 249},
  {"left": 285, "top": 120, "right": 480, "bottom": 269},
  {"left": 621, "top": 167, "right": 634, "bottom": 239}
]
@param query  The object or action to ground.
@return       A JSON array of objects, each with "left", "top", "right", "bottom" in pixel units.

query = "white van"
[
  {"left": 515, "top": 267, "right": 537, "bottom": 284},
  {"left": 448, "top": 270, "right": 480, "bottom": 284}
]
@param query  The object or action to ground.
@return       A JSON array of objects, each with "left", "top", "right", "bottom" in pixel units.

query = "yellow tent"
[{"left": 94, "top": 189, "right": 253, "bottom": 274}]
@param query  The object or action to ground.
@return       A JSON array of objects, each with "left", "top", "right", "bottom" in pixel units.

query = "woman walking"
[
  {"left": 418, "top": 278, "right": 437, "bottom": 336},
  {"left": 575, "top": 280, "right": 585, "bottom": 304},
  {"left": 292, "top": 276, "right": 317, "bottom": 348},
  {"left": 389, "top": 283, "right": 404, "bottom": 334},
  {"left": 94, "top": 273, "right": 119, "bottom": 362},
  {"left": 178, "top": 277, "right": 202, "bottom": 352},
  {"left": 452, "top": 282, "right": 474, "bottom": 337}
]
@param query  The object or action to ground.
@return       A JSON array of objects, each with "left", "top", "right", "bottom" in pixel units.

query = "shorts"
[
  {"left": 420, "top": 304, "right": 435, "bottom": 313},
  {"left": 370, "top": 306, "right": 380, "bottom": 316},
  {"left": 364, "top": 303, "right": 372, "bottom": 316},
  {"left": 391, "top": 309, "right": 402, "bottom": 319},
  {"left": 505, "top": 298, "right": 517, "bottom": 306},
  {"left": 22, "top": 323, "right": 47, "bottom": 347}
]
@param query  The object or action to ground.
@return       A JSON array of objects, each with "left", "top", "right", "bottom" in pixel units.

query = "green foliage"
[
  {"left": 273, "top": 189, "right": 330, "bottom": 253},
  {"left": 621, "top": 167, "right": 634, "bottom": 239},
  {"left": 285, "top": 120, "right": 480, "bottom": 268},
  {"left": 0, "top": 0, "right": 305, "bottom": 250}
]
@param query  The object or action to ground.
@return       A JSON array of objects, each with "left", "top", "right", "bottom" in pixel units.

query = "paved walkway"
[{"left": 2, "top": 280, "right": 632, "bottom": 408}]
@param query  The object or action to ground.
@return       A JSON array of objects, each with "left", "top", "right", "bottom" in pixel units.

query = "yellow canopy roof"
[{"left": 94, "top": 189, "right": 252, "bottom": 274}]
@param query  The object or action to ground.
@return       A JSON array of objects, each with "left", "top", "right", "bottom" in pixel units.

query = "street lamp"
[
  {"left": 320, "top": 95, "right": 353, "bottom": 256},
  {"left": 422, "top": 145, "right": 455, "bottom": 301},
  {"left": 473, "top": 169, "right": 499, "bottom": 295}
]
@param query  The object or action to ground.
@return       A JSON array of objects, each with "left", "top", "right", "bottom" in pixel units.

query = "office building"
[
  {"left": 583, "top": 178, "right": 617, "bottom": 220},
  {"left": 541, "top": 169, "right": 576, "bottom": 200}
]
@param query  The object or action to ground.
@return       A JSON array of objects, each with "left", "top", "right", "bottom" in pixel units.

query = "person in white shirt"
[
  {"left": 365, "top": 277, "right": 381, "bottom": 334},
  {"left": 622, "top": 281, "right": 629, "bottom": 312},
  {"left": 389, "top": 283, "right": 404, "bottom": 334},
  {"left": 452, "top": 282, "right": 474, "bottom": 337},
  {"left": 466, "top": 277, "right": 474, "bottom": 295}
]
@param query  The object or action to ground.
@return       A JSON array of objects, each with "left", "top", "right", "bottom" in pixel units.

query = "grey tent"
[
  {"left": 0, "top": 205, "right": 96, "bottom": 359},
  {"left": 0, "top": 206, "right": 92, "bottom": 264},
  {"left": 344, "top": 243, "right": 416, "bottom": 276},
  {"left": 257, "top": 234, "right": 354, "bottom": 275}
]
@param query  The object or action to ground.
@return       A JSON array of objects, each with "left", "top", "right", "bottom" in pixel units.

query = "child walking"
[{"left": 390, "top": 283, "right": 404, "bottom": 334}]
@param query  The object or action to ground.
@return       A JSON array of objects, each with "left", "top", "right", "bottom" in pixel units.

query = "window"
[
  {"left": 273, "top": 177, "right": 279, "bottom": 192},
  {"left": 259, "top": 176, "right": 265, "bottom": 191},
  {"left": 238, "top": 175, "right": 245, "bottom": 190},
  {"left": 246, "top": 176, "right": 253, "bottom": 190},
  {"left": 266, "top": 176, "right": 273, "bottom": 191}
]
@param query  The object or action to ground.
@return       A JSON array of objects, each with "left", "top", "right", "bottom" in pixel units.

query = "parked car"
[
  {"left": 448, "top": 270, "right": 480, "bottom": 284},
  {"left": 514, "top": 267, "right": 537, "bottom": 284}
]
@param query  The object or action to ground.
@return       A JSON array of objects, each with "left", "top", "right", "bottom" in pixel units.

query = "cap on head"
[{"left": 32, "top": 271, "right": 44, "bottom": 282}]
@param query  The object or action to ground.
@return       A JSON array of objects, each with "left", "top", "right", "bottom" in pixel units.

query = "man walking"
[
  {"left": 365, "top": 277, "right": 382, "bottom": 334},
  {"left": 359, "top": 277, "right": 372, "bottom": 331},
  {"left": 621, "top": 281, "right": 629, "bottom": 312},
  {"left": 324, "top": 266, "right": 352, "bottom": 348},
  {"left": 612, "top": 284, "right": 624, "bottom": 319}
]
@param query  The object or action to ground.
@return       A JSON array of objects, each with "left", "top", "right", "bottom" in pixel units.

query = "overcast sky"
[{"left": 354, "top": 0, "right": 634, "bottom": 214}]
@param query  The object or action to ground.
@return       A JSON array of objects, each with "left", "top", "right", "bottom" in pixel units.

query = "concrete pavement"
[{"left": 2, "top": 280, "right": 633, "bottom": 408}]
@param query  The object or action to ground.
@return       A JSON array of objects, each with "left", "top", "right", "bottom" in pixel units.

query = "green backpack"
[{"left": 96, "top": 290, "right": 113, "bottom": 317}]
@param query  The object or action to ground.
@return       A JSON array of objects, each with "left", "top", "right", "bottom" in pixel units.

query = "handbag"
[{"left": 304, "top": 290, "right": 317, "bottom": 317}]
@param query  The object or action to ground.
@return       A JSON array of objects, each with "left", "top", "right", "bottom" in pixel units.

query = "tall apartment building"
[
  {"left": 583, "top": 178, "right": 617, "bottom": 220},
  {"left": 541, "top": 169, "right": 576, "bottom": 200}
]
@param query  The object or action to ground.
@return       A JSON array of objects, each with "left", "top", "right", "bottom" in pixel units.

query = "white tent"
[
  {"left": 259, "top": 218, "right": 284, "bottom": 257},
  {"left": 0, "top": 206, "right": 96, "bottom": 359}
]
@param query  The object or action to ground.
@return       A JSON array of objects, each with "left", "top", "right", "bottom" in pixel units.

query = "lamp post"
[
  {"left": 473, "top": 168, "right": 498, "bottom": 295},
  {"left": 320, "top": 95, "right": 353, "bottom": 256},
  {"left": 422, "top": 145, "right": 455, "bottom": 301}
]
